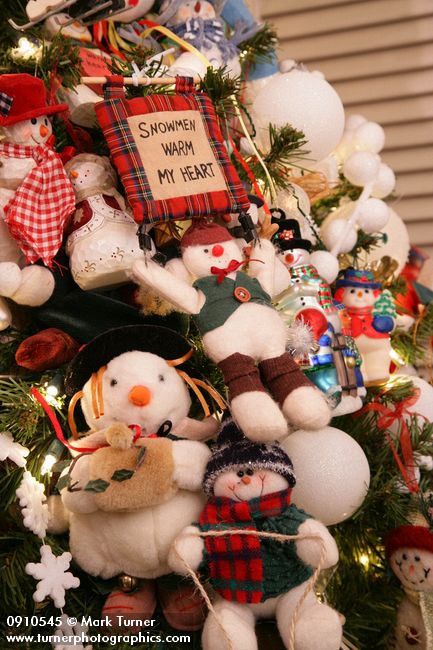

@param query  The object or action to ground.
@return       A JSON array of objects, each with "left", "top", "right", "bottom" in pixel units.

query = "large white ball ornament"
[
  {"left": 309, "top": 250, "right": 340, "bottom": 284},
  {"left": 252, "top": 68, "right": 345, "bottom": 162},
  {"left": 357, "top": 198, "right": 390, "bottom": 233},
  {"left": 357, "top": 207, "right": 410, "bottom": 273},
  {"left": 321, "top": 218, "right": 357, "bottom": 253},
  {"left": 353, "top": 122, "right": 385, "bottom": 153},
  {"left": 282, "top": 427, "right": 370, "bottom": 525},
  {"left": 343, "top": 151, "right": 381, "bottom": 186},
  {"left": 371, "top": 163, "right": 396, "bottom": 198}
]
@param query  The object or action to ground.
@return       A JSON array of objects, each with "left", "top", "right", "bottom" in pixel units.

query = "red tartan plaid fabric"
[
  {"left": 95, "top": 76, "right": 250, "bottom": 225},
  {"left": 199, "top": 489, "right": 292, "bottom": 603},
  {"left": 2, "top": 143, "right": 75, "bottom": 266}
]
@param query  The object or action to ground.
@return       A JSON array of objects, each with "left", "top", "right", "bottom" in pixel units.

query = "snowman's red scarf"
[
  {"left": 199, "top": 489, "right": 291, "bottom": 603},
  {"left": 1, "top": 143, "right": 75, "bottom": 266}
]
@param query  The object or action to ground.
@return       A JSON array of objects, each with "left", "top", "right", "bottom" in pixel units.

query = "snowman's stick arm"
[{"left": 132, "top": 259, "right": 201, "bottom": 314}]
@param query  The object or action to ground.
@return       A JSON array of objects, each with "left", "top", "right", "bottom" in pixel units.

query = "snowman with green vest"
[{"left": 132, "top": 221, "right": 331, "bottom": 442}]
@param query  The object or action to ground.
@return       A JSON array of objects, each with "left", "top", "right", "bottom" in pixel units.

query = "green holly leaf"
[
  {"left": 56, "top": 473, "right": 71, "bottom": 492},
  {"left": 84, "top": 479, "right": 110, "bottom": 493},
  {"left": 111, "top": 469, "right": 135, "bottom": 482}
]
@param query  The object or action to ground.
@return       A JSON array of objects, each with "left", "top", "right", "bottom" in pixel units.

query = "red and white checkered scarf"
[{"left": 2, "top": 143, "right": 76, "bottom": 266}]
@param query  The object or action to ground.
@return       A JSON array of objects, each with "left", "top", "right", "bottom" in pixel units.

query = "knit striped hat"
[{"left": 203, "top": 415, "right": 296, "bottom": 496}]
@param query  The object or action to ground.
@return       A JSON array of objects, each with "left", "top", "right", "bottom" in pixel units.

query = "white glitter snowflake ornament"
[
  {"left": 52, "top": 614, "right": 92, "bottom": 650},
  {"left": 26, "top": 545, "right": 80, "bottom": 608},
  {"left": 0, "top": 431, "right": 29, "bottom": 467},
  {"left": 16, "top": 470, "right": 49, "bottom": 538}
]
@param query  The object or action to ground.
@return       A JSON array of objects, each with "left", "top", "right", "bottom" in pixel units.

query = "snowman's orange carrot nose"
[
  {"left": 69, "top": 170, "right": 79, "bottom": 179},
  {"left": 40, "top": 124, "right": 49, "bottom": 137},
  {"left": 128, "top": 385, "right": 151, "bottom": 406},
  {"left": 357, "top": 290, "right": 364, "bottom": 298},
  {"left": 241, "top": 476, "right": 251, "bottom": 485}
]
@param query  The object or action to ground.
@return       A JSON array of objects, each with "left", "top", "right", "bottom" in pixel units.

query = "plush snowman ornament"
[
  {"left": 0, "top": 74, "right": 75, "bottom": 329},
  {"left": 386, "top": 515, "right": 433, "bottom": 649},
  {"left": 57, "top": 325, "right": 217, "bottom": 631},
  {"left": 168, "top": 416, "right": 343, "bottom": 650},
  {"left": 132, "top": 221, "right": 331, "bottom": 442},
  {"left": 335, "top": 269, "right": 396, "bottom": 385},
  {"left": 158, "top": 0, "right": 241, "bottom": 78},
  {"left": 64, "top": 154, "right": 144, "bottom": 290}
]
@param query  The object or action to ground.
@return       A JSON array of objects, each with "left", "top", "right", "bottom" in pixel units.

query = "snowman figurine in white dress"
[
  {"left": 64, "top": 153, "right": 144, "bottom": 291},
  {"left": 0, "top": 73, "right": 75, "bottom": 329}
]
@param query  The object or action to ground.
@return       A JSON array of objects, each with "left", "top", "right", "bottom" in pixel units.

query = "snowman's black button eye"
[
  {"left": 350, "top": 289, "right": 355, "bottom": 293},
  {"left": 110, "top": 378, "right": 118, "bottom": 387},
  {"left": 44, "top": 118, "right": 48, "bottom": 125},
  {"left": 246, "top": 468, "right": 254, "bottom": 476},
  {"left": 237, "top": 470, "right": 244, "bottom": 477},
  {"left": 203, "top": 249, "right": 209, "bottom": 253},
  {"left": 415, "top": 556, "right": 420, "bottom": 562},
  {"left": 365, "top": 289, "right": 369, "bottom": 294},
  {"left": 158, "top": 374, "right": 165, "bottom": 382},
  {"left": 402, "top": 553, "right": 408, "bottom": 560},
  {"left": 31, "top": 118, "right": 37, "bottom": 125}
]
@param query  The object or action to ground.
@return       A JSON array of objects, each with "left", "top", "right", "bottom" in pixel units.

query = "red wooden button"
[{"left": 234, "top": 287, "right": 251, "bottom": 302}]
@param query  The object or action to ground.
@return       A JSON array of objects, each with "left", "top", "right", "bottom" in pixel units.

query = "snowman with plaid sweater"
[{"left": 168, "top": 416, "right": 343, "bottom": 650}]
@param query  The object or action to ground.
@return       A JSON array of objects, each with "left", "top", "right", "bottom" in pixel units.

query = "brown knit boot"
[
  {"left": 217, "top": 352, "right": 265, "bottom": 400},
  {"left": 260, "top": 352, "right": 331, "bottom": 430},
  {"left": 259, "top": 352, "right": 312, "bottom": 405},
  {"left": 218, "top": 353, "right": 288, "bottom": 441}
]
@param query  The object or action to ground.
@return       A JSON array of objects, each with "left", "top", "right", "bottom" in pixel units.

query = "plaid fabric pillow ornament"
[{"left": 95, "top": 76, "right": 250, "bottom": 226}]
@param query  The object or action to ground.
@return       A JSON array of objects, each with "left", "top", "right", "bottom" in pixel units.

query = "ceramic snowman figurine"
[
  {"left": 0, "top": 73, "right": 75, "bottom": 329},
  {"left": 335, "top": 269, "right": 396, "bottom": 385},
  {"left": 132, "top": 221, "right": 331, "bottom": 442},
  {"left": 386, "top": 516, "right": 433, "bottom": 649},
  {"left": 168, "top": 416, "right": 343, "bottom": 650},
  {"left": 64, "top": 153, "right": 145, "bottom": 290},
  {"left": 57, "top": 324, "right": 217, "bottom": 631},
  {"left": 158, "top": 0, "right": 241, "bottom": 78}
]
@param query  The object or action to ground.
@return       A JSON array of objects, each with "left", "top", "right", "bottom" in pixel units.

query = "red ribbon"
[
  {"left": 210, "top": 258, "right": 263, "bottom": 284},
  {"left": 357, "top": 390, "right": 422, "bottom": 493}
]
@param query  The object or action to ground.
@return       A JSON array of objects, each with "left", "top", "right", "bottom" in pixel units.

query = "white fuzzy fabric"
[
  {"left": 282, "top": 386, "right": 331, "bottom": 431},
  {"left": 172, "top": 440, "right": 211, "bottom": 490}
]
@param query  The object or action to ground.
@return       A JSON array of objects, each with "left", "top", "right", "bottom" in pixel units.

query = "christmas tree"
[{"left": 1, "top": 2, "right": 433, "bottom": 650}]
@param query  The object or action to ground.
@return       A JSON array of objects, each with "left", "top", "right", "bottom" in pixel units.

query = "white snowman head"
[
  {"left": 3, "top": 115, "right": 52, "bottom": 146},
  {"left": 161, "top": 0, "right": 216, "bottom": 26},
  {"left": 272, "top": 218, "right": 312, "bottom": 270},
  {"left": 180, "top": 222, "right": 243, "bottom": 279},
  {"left": 340, "top": 286, "right": 378, "bottom": 309},
  {"left": 203, "top": 416, "right": 296, "bottom": 500},
  {"left": 64, "top": 154, "right": 117, "bottom": 196},
  {"left": 66, "top": 325, "right": 195, "bottom": 437},
  {"left": 387, "top": 526, "right": 433, "bottom": 593},
  {"left": 277, "top": 246, "right": 310, "bottom": 270}
]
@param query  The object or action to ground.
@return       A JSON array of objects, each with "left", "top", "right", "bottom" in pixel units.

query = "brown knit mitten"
[
  {"left": 218, "top": 353, "right": 266, "bottom": 400},
  {"left": 259, "top": 352, "right": 312, "bottom": 405}
]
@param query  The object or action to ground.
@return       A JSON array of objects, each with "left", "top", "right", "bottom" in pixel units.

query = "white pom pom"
[
  {"left": 321, "top": 218, "right": 358, "bottom": 254},
  {"left": 358, "top": 198, "right": 390, "bottom": 233},
  {"left": 343, "top": 151, "right": 381, "bottom": 186},
  {"left": 345, "top": 114, "right": 368, "bottom": 131},
  {"left": 309, "top": 250, "right": 340, "bottom": 283},
  {"left": 286, "top": 319, "right": 314, "bottom": 358},
  {"left": 353, "top": 122, "right": 385, "bottom": 153},
  {"left": 371, "top": 163, "right": 396, "bottom": 198}
]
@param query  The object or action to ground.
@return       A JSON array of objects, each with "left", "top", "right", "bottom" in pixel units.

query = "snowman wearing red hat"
[
  {"left": 132, "top": 221, "right": 331, "bottom": 442},
  {"left": 0, "top": 73, "right": 75, "bottom": 329}
]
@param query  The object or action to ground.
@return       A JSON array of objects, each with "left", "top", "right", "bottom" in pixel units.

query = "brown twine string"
[{"left": 172, "top": 528, "right": 328, "bottom": 650}]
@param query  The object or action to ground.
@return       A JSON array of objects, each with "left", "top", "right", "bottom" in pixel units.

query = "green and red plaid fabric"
[
  {"left": 199, "top": 489, "right": 292, "bottom": 603},
  {"left": 95, "top": 76, "right": 249, "bottom": 225}
]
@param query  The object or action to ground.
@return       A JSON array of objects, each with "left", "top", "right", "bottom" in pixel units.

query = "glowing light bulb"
[
  {"left": 359, "top": 553, "right": 370, "bottom": 568},
  {"left": 41, "top": 453, "right": 57, "bottom": 476}
]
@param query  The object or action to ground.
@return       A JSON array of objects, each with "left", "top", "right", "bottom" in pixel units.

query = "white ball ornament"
[
  {"left": 358, "top": 207, "right": 410, "bottom": 274},
  {"left": 357, "top": 198, "right": 390, "bottom": 233},
  {"left": 371, "top": 163, "right": 396, "bottom": 198},
  {"left": 345, "top": 114, "right": 368, "bottom": 131},
  {"left": 309, "top": 250, "right": 340, "bottom": 284},
  {"left": 321, "top": 218, "right": 358, "bottom": 254},
  {"left": 353, "top": 122, "right": 385, "bottom": 153},
  {"left": 343, "top": 151, "right": 381, "bottom": 186},
  {"left": 252, "top": 67, "right": 345, "bottom": 162},
  {"left": 282, "top": 426, "right": 370, "bottom": 525}
]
